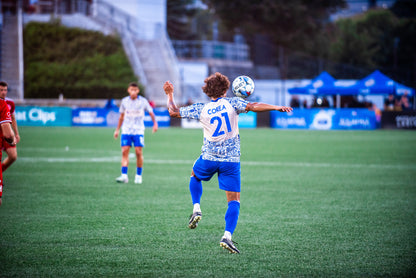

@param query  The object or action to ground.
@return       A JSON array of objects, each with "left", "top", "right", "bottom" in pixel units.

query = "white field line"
[{"left": 17, "top": 156, "right": 416, "bottom": 170}]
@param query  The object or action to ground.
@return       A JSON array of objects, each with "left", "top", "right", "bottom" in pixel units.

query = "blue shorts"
[
  {"left": 121, "top": 134, "right": 144, "bottom": 147},
  {"left": 192, "top": 156, "right": 241, "bottom": 192}
]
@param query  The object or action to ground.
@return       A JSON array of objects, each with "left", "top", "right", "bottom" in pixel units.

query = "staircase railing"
[{"left": 93, "top": 1, "right": 147, "bottom": 85}]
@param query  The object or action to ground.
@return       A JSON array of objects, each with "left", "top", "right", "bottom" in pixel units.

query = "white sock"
[
  {"left": 193, "top": 203, "right": 201, "bottom": 213},
  {"left": 223, "top": 231, "right": 232, "bottom": 240}
]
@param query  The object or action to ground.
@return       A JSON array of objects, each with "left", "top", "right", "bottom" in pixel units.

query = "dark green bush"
[{"left": 24, "top": 21, "right": 140, "bottom": 99}]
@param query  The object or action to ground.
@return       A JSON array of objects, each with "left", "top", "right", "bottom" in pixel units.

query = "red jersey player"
[
  {"left": 0, "top": 81, "right": 20, "bottom": 172},
  {"left": 0, "top": 91, "right": 15, "bottom": 206}
]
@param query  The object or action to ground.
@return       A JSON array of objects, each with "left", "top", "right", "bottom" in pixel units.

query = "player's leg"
[
  {"left": 2, "top": 145, "right": 17, "bottom": 172},
  {"left": 188, "top": 157, "right": 217, "bottom": 229},
  {"left": 133, "top": 135, "right": 144, "bottom": 184},
  {"left": 218, "top": 162, "right": 241, "bottom": 253},
  {"left": 134, "top": 146, "right": 143, "bottom": 184},
  {"left": 0, "top": 156, "right": 3, "bottom": 206},
  {"left": 188, "top": 170, "right": 203, "bottom": 228},
  {"left": 116, "top": 134, "right": 131, "bottom": 183}
]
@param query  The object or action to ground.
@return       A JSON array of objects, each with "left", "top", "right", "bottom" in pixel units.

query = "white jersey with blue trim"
[
  {"left": 180, "top": 97, "right": 249, "bottom": 162},
  {"left": 119, "top": 95, "right": 153, "bottom": 135}
]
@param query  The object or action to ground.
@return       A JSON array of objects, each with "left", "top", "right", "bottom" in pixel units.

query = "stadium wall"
[{"left": 18, "top": 106, "right": 412, "bottom": 130}]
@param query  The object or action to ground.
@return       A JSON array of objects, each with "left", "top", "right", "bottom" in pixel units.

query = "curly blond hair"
[{"left": 202, "top": 72, "right": 230, "bottom": 99}]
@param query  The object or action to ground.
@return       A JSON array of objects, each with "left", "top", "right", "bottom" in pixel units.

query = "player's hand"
[
  {"left": 278, "top": 106, "right": 293, "bottom": 112},
  {"left": 113, "top": 129, "right": 119, "bottom": 139},
  {"left": 163, "top": 81, "right": 174, "bottom": 95},
  {"left": 15, "top": 134, "right": 20, "bottom": 144},
  {"left": 152, "top": 122, "right": 158, "bottom": 133}
]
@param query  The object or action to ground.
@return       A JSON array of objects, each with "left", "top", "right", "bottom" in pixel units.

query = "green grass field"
[{"left": 0, "top": 127, "right": 415, "bottom": 277}]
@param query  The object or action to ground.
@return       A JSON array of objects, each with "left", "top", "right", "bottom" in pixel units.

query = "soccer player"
[
  {"left": 114, "top": 82, "right": 158, "bottom": 184},
  {"left": 0, "top": 81, "right": 20, "bottom": 172},
  {"left": 0, "top": 97, "right": 16, "bottom": 206},
  {"left": 163, "top": 72, "right": 292, "bottom": 253}
]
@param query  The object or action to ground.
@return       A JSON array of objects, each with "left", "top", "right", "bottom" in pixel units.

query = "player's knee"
[
  {"left": 9, "top": 152, "right": 17, "bottom": 162},
  {"left": 191, "top": 171, "right": 201, "bottom": 181}
]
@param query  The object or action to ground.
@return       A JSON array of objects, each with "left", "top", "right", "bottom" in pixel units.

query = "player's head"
[
  {"left": 0, "top": 81, "right": 8, "bottom": 99},
  {"left": 202, "top": 72, "right": 230, "bottom": 99},
  {"left": 127, "top": 82, "right": 140, "bottom": 99}
]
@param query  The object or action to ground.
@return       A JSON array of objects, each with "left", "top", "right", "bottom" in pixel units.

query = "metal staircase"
[{"left": 92, "top": 1, "right": 182, "bottom": 106}]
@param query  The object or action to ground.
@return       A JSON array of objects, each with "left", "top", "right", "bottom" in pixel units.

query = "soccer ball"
[{"left": 232, "top": 75, "right": 255, "bottom": 98}]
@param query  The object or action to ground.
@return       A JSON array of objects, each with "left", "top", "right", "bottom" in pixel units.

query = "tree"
[
  {"left": 167, "top": 0, "right": 199, "bottom": 40},
  {"left": 201, "top": 0, "right": 346, "bottom": 52}
]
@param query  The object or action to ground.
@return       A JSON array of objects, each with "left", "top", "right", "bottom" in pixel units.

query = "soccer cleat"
[
  {"left": 134, "top": 175, "right": 142, "bottom": 184},
  {"left": 220, "top": 237, "right": 240, "bottom": 254},
  {"left": 115, "top": 175, "right": 128, "bottom": 183},
  {"left": 188, "top": 211, "right": 202, "bottom": 229}
]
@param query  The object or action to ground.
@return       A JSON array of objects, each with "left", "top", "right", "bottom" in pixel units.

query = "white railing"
[
  {"left": 156, "top": 23, "right": 180, "bottom": 85},
  {"left": 94, "top": 1, "right": 147, "bottom": 85},
  {"left": 172, "top": 40, "right": 250, "bottom": 61}
]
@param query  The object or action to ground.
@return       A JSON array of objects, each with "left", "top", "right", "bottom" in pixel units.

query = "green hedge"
[{"left": 24, "top": 21, "right": 141, "bottom": 99}]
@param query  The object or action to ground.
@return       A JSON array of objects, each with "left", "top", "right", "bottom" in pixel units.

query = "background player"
[
  {"left": 114, "top": 82, "right": 158, "bottom": 184},
  {"left": 163, "top": 73, "right": 292, "bottom": 253},
  {"left": 0, "top": 81, "right": 20, "bottom": 172},
  {"left": 0, "top": 97, "right": 16, "bottom": 206}
]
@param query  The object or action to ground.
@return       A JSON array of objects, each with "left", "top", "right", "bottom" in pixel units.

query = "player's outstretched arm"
[
  {"left": 163, "top": 81, "right": 181, "bottom": 118},
  {"left": 1, "top": 123, "right": 15, "bottom": 146},
  {"left": 114, "top": 113, "right": 124, "bottom": 139},
  {"left": 246, "top": 102, "right": 293, "bottom": 113}
]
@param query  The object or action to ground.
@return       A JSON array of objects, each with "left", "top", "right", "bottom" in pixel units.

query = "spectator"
[
  {"left": 399, "top": 92, "right": 411, "bottom": 111},
  {"left": 383, "top": 94, "right": 395, "bottom": 111},
  {"left": 290, "top": 96, "right": 300, "bottom": 108}
]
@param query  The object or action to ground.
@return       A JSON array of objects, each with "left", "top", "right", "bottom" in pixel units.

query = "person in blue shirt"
[{"left": 163, "top": 72, "right": 292, "bottom": 253}]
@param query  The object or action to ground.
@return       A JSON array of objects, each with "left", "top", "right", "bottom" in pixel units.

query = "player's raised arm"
[
  {"left": 246, "top": 102, "right": 293, "bottom": 113},
  {"left": 163, "top": 81, "right": 181, "bottom": 118}
]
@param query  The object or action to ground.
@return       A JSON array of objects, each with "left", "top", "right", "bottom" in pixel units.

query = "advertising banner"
[
  {"left": 72, "top": 108, "right": 111, "bottom": 127},
  {"left": 381, "top": 111, "right": 416, "bottom": 129},
  {"left": 238, "top": 111, "right": 257, "bottom": 128},
  {"left": 181, "top": 111, "right": 256, "bottom": 129},
  {"left": 271, "top": 109, "right": 376, "bottom": 130},
  {"left": 144, "top": 108, "right": 171, "bottom": 128},
  {"left": 15, "top": 106, "right": 72, "bottom": 126}
]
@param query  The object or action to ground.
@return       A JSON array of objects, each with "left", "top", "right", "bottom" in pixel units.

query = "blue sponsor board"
[
  {"left": 72, "top": 108, "right": 110, "bottom": 127},
  {"left": 238, "top": 111, "right": 257, "bottom": 128},
  {"left": 15, "top": 106, "right": 72, "bottom": 126},
  {"left": 73, "top": 107, "right": 170, "bottom": 127},
  {"left": 271, "top": 109, "right": 376, "bottom": 130},
  {"left": 144, "top": 108, "right": 170, "bottom": 128}
]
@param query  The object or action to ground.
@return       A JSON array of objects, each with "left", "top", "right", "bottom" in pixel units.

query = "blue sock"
[
  {"left": 136, "top": 167, "right": 142, "bottom": 175},
  {"left": 225, "top": 200, "right": 240, "bottom": 235},
  {"left": 189, "top": 176, "right": 202, "bottom": 205},
  {"left": 121, "top": 166, "right": 128, "bottom": 175}
]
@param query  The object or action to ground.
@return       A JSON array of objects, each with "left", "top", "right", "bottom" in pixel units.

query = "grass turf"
[{"left": 0, "top": 127, "right": 415, "bottom": 277}]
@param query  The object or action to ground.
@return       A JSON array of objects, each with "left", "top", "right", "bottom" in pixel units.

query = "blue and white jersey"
[
  {"left": 119, "top": 95, "right": 153, "bottom": 135},
  {"left": 180, "top": 97, "right": 249, "bottom": 162}
]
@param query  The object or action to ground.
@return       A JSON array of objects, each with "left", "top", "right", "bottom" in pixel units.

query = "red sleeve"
[
  {"left": 0, "top": 100, "right": 12, "bottom": 124},
  {"left": 6, "top": 98, "right": 15, "bottom": 114}
]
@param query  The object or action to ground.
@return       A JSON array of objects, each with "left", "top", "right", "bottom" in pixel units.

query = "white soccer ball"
[{"left": 232, "top": 75, "right": 255, "bottom": 99}]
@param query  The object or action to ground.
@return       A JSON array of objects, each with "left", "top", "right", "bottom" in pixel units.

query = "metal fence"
[{"left": 172, "top": 40, "right": 250, "bottom": 61}]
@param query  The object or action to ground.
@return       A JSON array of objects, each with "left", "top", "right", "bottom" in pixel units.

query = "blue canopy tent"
[
  {"left": 289, "top": 70, "right": 415, "bottom": 108},
  {"left": 288, "top": 71, "right": 357, "bottom": 107},
  {"left": 288, "top": 71, "right": 338, "bottom": 95},
  {"left": 351, "top": 70, "right": 414, "bottom": 96},
  {"left": 351, "top": 70, "right": 395, "bottom": 95},
  {"left": 395, "top": 82, "right": 415, "bottom": 97}
]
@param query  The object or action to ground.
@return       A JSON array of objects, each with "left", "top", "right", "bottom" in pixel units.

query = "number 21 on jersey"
[{"left": 210, "top": 112, "right": 232, "bottom": 137}]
